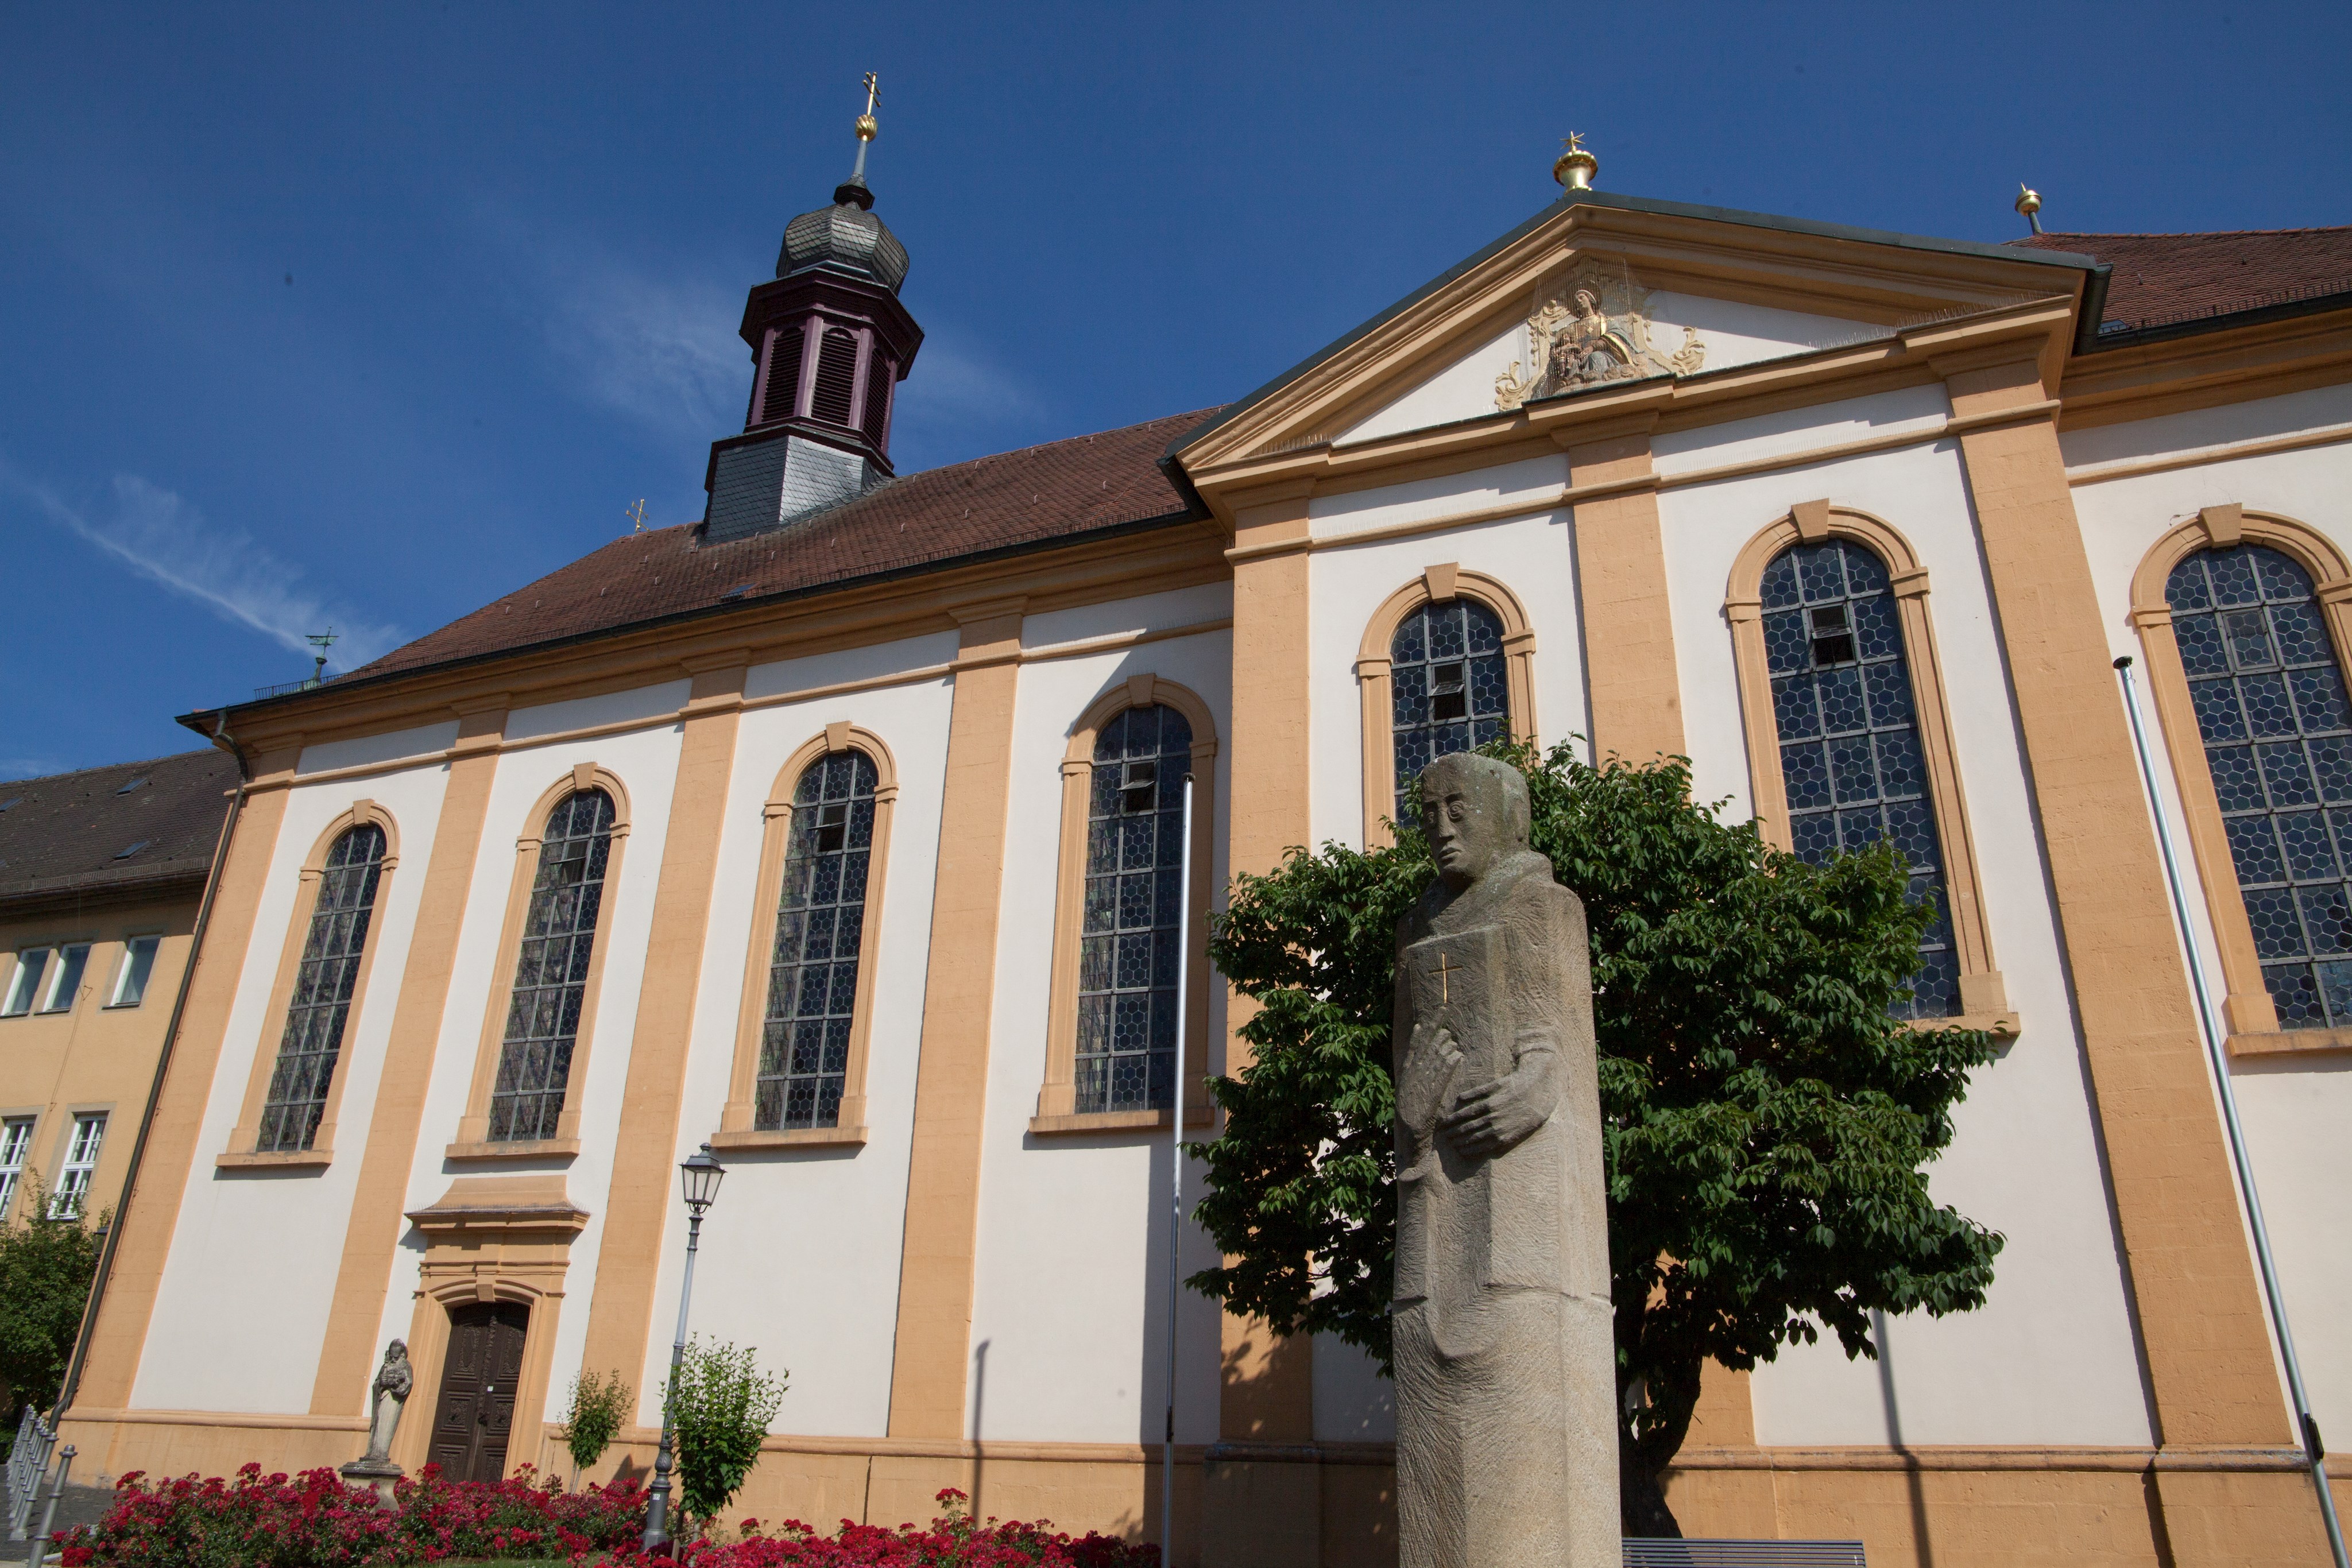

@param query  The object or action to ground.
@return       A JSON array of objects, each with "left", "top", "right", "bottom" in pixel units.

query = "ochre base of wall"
[
  {"left": 1666, "top": 1445, "right": 2350, "bottom": 1568},
  {"left": 56, "top": 1416, "right": 2350, "bottom": 1568}
]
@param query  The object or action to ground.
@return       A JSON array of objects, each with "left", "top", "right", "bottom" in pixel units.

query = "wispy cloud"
[
  {"left": 3, "top": 467, "right": 405, "bottom": 671},
  {"left": 884, "top": 331, "right": 1052, "bottom": 470},
  {"left": 540, "top": 257, "right": 746, "bottom": 444}
]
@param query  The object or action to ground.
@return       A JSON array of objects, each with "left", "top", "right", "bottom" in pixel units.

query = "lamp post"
[{"left": 642, "top": 1141, "right": 725, "bottom": 1555}]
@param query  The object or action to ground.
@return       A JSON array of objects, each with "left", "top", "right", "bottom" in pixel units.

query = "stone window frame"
[
  {"left": 1032, "top": 674, "right": 1220, "bottom": 1135},
  {"left": 713, "top": 723, "right": 900, "bottom": 1151},
  {"left": 217, "top": 801, "right": 402, "bottom": 1170},
  {"left": 2129, "top": 504, "right": 2352, "bottom": 1058},
  {"left": 1356, "top": 564, "right": 1539, "bottom": 847},
  {"left": 446, "top": 764, "right": 633, "bottom": 1163},
  {"left": 1725, "top": 500, "right": 2014, "bottom": 1035}
]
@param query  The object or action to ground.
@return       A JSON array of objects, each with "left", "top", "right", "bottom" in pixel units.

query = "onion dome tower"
[{"left": 703, "top": 75, "right": 923, "bottom": 543}]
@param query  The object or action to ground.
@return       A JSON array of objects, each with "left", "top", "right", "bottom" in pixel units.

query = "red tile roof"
[
  {"left": 350, "top": 408, "right": 1219, "bottom": 683},
  {"left": 2011, "top": 226, "right": 2352, "bottom": 333},
  {"left": 0, "top": 748, "right": 237, "bottom": 912}
]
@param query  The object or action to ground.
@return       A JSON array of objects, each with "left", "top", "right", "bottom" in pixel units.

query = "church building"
[{"left": 52, "top": 125, "right": 2352, "bottom": 1567}]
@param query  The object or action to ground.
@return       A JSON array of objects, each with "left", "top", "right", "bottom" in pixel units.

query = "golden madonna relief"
[{"left": 1494, "top": 264, "right": 1705, "bottom": 411}]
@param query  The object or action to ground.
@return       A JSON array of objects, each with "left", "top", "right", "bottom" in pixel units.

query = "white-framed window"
[
  {"left": 3, "top": 950, "right": 49, "bottom": 1017},
  {"left": 108, "top": 936, "right": 162, "bottom": 1009},
  {"left": 48, "top": 1114, "right": 106, "bottom": 1220},
  {"left": 38, "top": 944, "right": 90, "bottom": 1015},
  {"left": 0, "top": 1118, "right": 32, "bottom": 1221}
]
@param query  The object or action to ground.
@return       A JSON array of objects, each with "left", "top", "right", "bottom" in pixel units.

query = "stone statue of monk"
[{"left": 1392, "top": 752, "right": 1618, "bottom": 1568}]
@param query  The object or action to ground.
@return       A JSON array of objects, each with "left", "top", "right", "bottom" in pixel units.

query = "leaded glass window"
[
  {"left": 1762, "top": 540, "right": 1960, "bottom": 1019},
  {"left": 489, "top": 789, "right": 614, "bottom": 1142},
  {"left": 756, "top": 750, "right": 879, "bottom": 1129},
  {"left": 256, "top": 823, "right": 387, "bottom": 1152},
  {"left": 1077, "top": 704, "right": 1192, "bottom": 1114},
  {"left": 2167, "top": 545, "right": 2352, "bottom": 1028},
  {"left": 1391, "top": 598, "right": 1510, "bottom": 824}
]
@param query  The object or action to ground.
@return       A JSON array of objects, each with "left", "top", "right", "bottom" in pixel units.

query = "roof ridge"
[
  {"left": 3, "top": 747, "right": 228, "bottom": 789},
  {"left": 2018, "top": 226, "right": 2352, "bottom": 242}
]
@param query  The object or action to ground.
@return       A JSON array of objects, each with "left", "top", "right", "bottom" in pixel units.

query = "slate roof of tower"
[
  {"left": 0, "top": 748, "right": 237, "bottom": 911},
  {"left": 2012, "top": 226, "right": 2352, "bottom": 334},
  {"left": 340, "top": 408, "right": 1218, "bottom": 684}
]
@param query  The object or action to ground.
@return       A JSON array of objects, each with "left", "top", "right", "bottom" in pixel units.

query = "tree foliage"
[
  {"left": 663, "top": 1335, "right": 787, "bottom": 1530},
  {"left": 1191, "top": 742, "right": 2003, "bottom": 1535},
  {"left": 0, "top": 1180, "right": 107, "bottom": 1437},
  {"left": 558, "top": 1366, "right": 634, "bottom": 1482}
]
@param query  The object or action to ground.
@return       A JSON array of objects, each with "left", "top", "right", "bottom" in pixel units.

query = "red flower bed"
[
  {"left": 55, "top": 1462, "right": 645, "bottom": 1566},
  {"left": 670, "top": 1492, "right": 1155, "bottom": 1568}
]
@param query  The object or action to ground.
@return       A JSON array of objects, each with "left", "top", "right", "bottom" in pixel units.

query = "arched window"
[
  {"left": 1389, "top": 598, "right": 1511, "bottom": 824},
  {"left": 2166, "top": 544, "right": 2352, "bottom": 1028},
  {"left": 1760, "top": 539, "right": 1960, "bottom": 1019},
  {"left": 1077, "top": 703, "right": 1193, "bottom": 1114},
  {"left": 489, "top": 788, "right": 616, "bottom": 1143},
  {"left": 255, "top": 823, "right": 387, "bottom": 1152},
  {"left": 757, "top": 749, "right": 880, "bottom": 1129}
]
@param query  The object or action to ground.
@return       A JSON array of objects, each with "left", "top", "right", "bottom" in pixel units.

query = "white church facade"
[{"left": 49, "top": 150, "right": 2352, "bottom": 1567}]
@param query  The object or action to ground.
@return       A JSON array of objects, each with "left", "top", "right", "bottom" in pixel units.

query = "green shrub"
[
  {"left": 663, "top": 1336, "right": 786, "bottom": 1529},
  {"left": 557, "top": 1367, "right": 633, "bottom": 1482}
]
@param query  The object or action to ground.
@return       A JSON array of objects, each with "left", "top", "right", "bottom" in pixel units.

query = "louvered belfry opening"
[
  {"left": 757, "top": 326, "right": 804, "bottom": 425},
  {"left": 811, "top": 327, "right": 859, "bottom": 425},
  {"left": 702, "top": 170, "right": 923, "bottom": 543}
]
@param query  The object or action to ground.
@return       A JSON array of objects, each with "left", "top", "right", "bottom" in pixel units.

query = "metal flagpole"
[
  {"left": 1162, "top": 772, "right": 1196, "bottom": 1567},
  {"left": 2115, "top": 655, "right": 2349, "bottom": 1568}
]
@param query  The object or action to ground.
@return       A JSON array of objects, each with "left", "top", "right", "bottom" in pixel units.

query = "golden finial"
[
  {"left": 1554, "top": 132, "right": 1598, "bottom": 193},
  {"left": 856, "top": 72, "right": 880, "bottom": 142},
  {"left": 626, "top": 498, "right": 648, "bottom": 534},
  {"left": 2014, "top": 183, "right": 2044, "bottom": 235}
]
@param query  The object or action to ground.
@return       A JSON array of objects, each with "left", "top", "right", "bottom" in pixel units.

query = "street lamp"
[{"left": 642, "top": 1140, "right": 726, "bottom": 1555}]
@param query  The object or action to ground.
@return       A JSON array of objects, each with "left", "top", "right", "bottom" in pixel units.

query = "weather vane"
[
  {"left": 626, "top": 498, "right": 648, "bottom": 533},
  {"left": 305, "top": 628, "right": 338, "bottom": 690}
]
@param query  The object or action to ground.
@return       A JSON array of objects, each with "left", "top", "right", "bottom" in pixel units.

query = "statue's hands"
[
  {"left": 1441, "top": 1050, "right": 1560, "bottom": 1160},
  {"left": 1396, "top": 1022, "right": 1464, "bottom": 1141}
]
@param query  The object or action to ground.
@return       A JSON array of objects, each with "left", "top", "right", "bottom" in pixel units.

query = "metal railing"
[
  {"left": 1625, "top": 1543, "right": 1866, "bottom": 1567},
  {"left": 5, "top": 1406, "right": 57, "bottom": 1539}
]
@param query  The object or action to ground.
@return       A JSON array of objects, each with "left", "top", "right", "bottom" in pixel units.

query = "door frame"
[{"left": 391, "top": 1178, "right": 587, "bottom": 1479}]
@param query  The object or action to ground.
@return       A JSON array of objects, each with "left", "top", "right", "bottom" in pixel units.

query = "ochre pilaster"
[
  {"left": 577, "top": 661, "right": 748, "bottom": 1388},
  {"left": 885, "top": 601, "right": 1026, "bottom": 1439},
  {"left": 1563, "top": 421, "right": 1685, "bottom": 763},
  {"left": 1943, "top": 354, "right": 2305, "bottom": 1557}
]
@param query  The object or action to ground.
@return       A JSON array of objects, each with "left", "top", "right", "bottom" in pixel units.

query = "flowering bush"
[
  {"left": 55, "top": 1461, "right": 645, "bottom": 1566},
  {"left": 669, "top": 1490, "right": 1155, "bottom": 1567}
]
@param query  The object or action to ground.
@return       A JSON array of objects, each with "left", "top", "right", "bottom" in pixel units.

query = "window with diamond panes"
[
  {"left": 1077, "top": 704, "right": 1192, "bottom": 1114},
  {"left": 256, "top": 823, "right": 387, "bottom": 1152},
  {"left": 1762, "top": 539, "right": 1960, "bottom": 1019},
  {"left": 2167, "top": 545, "right": 2352, "bottom": 1028},
  {"left": 1391, "top": 599, "right": 1510, "bottom": 824},
  {"left": 489, "top": 789, "right": 615, "bottom": 1142},
  {"left": 756, "top": 750, "right": 879, "bottom": 1129}
]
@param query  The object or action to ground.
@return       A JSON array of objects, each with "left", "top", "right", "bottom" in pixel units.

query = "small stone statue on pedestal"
[
  {"left": 339, "top": 1340, "right": 412, "bottom": 1506},
  {"left": 1392, "top": 754, "right": 1619, "bottom": 1567}
]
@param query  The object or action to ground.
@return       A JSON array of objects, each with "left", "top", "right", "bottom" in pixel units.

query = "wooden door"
[{"left": 427, "top": 1301, "right": 529, "bottom": 1482}]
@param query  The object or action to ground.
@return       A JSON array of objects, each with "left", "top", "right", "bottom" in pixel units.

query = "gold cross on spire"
[
  {"left": 626, "top": 498, "right": 647, "bottom": 533},
  {"left": 856, "top": 72, "right": 881, "bottom": 142}
]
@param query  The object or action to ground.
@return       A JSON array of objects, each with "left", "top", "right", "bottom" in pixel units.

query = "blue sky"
[{"left": 4, "top": 1, "right": 2346, "bottom": 779}]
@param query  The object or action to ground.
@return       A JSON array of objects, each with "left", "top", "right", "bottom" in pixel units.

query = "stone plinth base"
[{"left": 337, "top": 1458, "right": 402, "bottom": 1509}]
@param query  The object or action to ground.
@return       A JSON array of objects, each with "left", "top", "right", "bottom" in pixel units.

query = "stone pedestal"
[{"left": 338, "top": 1458, "right": 403, "bottom": 1510}]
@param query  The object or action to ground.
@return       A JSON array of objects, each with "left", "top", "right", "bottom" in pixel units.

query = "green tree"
[
  {"left": 0, "top": 1180, "right": 109, "bottom": 1447},
  {"left": 662, "top": 1336, "right": 786, "bottom": 1531},
  {"left": 557, "top": 1367, "right": 633, "bottom": 1485},
  {"left": 1191, "top": 742, "right": 2003, "bottom": 1536}
]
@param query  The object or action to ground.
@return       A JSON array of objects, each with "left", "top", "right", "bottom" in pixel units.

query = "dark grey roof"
[
  {"left": 779, "top": 179, "right": 910, "bottom": 293},
  {"left": 0, "top": 749, "right": 237, "bottom": 915},
  {"left": 1169, "top": 187, "right": 2107, "bottom": 463}
]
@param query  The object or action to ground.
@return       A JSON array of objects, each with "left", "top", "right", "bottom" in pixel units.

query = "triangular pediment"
[{"left": 1174, "top": 191, "right": 2098, "bottom": 482}]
